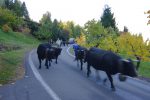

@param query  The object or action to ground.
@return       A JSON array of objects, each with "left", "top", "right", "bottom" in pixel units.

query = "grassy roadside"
[
  {"left": 138, "top": 61, "right": 150, "bottom": 77},
  {"left": 69, "top": 46, "right": 74, "bottom": 55},
  {"left": 0, "top": 30, "right": 40, "bottom": 85}
]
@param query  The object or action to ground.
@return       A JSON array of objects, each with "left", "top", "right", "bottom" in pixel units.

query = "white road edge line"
[
  {"left": 29, "top": 50, "right": 61, "bottom": 100},
  {"left": 67, "top": 46, "right": 75, "bottom": 58}
]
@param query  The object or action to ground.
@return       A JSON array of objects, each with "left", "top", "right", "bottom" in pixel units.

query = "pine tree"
[
  {"left": 21, "top": 2, "right": 30, "bottom": 20},
  {"left": 3, "top": 0, "right": 13, "bottom": 9},
  {"left": 101, "top": 5, "right": 118, "bottom": 32},
  {"left": 12, "top": 0, "right": 22, "bottom": 17}
]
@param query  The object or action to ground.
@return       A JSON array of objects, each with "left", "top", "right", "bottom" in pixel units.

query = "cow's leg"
[
  {"left": 38, "top": 58, "right": 42, "bottom": 69},
  {"left": 80, "top": 59, "right": 83, "bottom": 70},
  {"left": 95, "top": 70, "right": 101, "bottom": 81},
  {"left": 106, "top": 72, "right": 115, "bottom": 91},
  {"left": 87, "top": 63, "right": 91, "bottom": 77},
  {"left": 45, "top": 59, "right": 49, "bottom": 69},
  {"left": 48, "top": 59, "right": 51, "bottom": 67},
  {"left": 55, "top": 57, "right": 58, "bottom": 64},
  {"left": 77, "top": 59, "right": 79, "bottom": 67}
]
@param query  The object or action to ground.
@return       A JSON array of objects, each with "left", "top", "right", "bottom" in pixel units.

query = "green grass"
[
  {"left": 0, "top": 30, "right": 40, "bottom": 84},
  {"left": 69, "top": 47, "right": 74, "bottom": 55},
  {"left": 138, "top": 61, "right": 150, "bottom": 77}
]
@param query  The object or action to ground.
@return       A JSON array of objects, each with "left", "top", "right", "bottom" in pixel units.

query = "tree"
[
  {"left": 145, "top": 10, "right": 150, "bottom": 25},
  {"left": 0, "top": 0, "right": 5, "bottom": 7},
  {"left": 118, "top": 33, "right": 150, "bottom": 61},
  {"left": 52, "top": 19, "right": 60, "bottom": 41},
  {"left": 2, "top": 0, "right": 29, "bottom": 19},
  {"left": 63, "top": 21, "right": 74, "bottom": 37},
  {"left": 60, "top": 29, "right": 70, "bottom": 42},
  {"left": 76, "top": 33, "right": 86, "bottom": 46},
  {"left": 58, "top": 21, "right": 70, "bottom": 41},
  {"left": 84, "top": 19, "right": 107, "bottom": 47},
  {"left": 3, "top": 0, "right": 13, "bottom": 9},
  {"left": 37, "top": 12, "right": 53, "bottom": 40},
  {"left": 39, "top": 11, "right": 52, "bottom": 25},
  {"left": 21, "top": 2, "right": 30, "bottom": 20},
  {"left": 0, "top": 7, "right": 23, "bottom": 30},
  {"left": 26, "top": 20, "right": 40, "bottom": 35},
  {"left": 147, "top": 40, "right": 150, "bottom": 55},
  {"left": 11, "top": 0, "right": 22, "bottom": 17},
  {"left": 73, "top": 25, "right": 83, "bottom": 38},
  {"left": 101, "top": 5, "right": 118, "bottom": 32},
  {"left": 123, "top": 26, "right": 129, "bottom": 32}
]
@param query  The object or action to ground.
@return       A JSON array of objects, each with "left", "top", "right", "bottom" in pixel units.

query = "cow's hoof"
[
  {"left": 103, "top": 78, "right": 107, "bottom": 83},
  {"left": 39, "top": 67, "right": 41, "bottom": 69},
  {"left": 87, "top": 74, "right": 90, "bottom": 77},
  {"left": 46, "top": 67, "right": 49, "bottom": 69},
  {"left": 111, "top": 88, "right": 116, "bottom": 91},
  {"left": 118, "top": 74, "right": 127, "bottom": 82}
]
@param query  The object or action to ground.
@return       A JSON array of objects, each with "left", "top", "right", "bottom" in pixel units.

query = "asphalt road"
[{"left": 0, "top": 45, "right": 150, "bottom": 100}]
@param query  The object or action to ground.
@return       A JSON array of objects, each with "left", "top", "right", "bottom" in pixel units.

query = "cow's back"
[
  {"left": 51, "top": 47, "right": 62, "bottom": 59},
  {"left": 37, "top": 43, "right": 51, "bottom": 60}
]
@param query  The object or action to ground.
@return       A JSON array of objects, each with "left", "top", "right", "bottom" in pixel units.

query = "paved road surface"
[{"left": 0, "top": 45, "right": 150, "bottom": 100}]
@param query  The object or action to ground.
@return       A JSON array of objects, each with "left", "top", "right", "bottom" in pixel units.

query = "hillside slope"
[{"left": 0, "top": 30, "right": 40, "bottom": 85}]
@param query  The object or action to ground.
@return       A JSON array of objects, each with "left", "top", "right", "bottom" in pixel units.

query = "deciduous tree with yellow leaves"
[{"left": 118, "top": 33, "right": 150, "bottom": 61}]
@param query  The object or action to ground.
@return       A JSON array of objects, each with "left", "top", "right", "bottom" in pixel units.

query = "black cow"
[
  {"left": 50, "top": 47, "right": 62, "bottom": 64},
  {"left": 45, "top": 48, "right": 55, "bottom": 68},
  {"left": 37, "top": 43, "right": 62, "bottom": 69},
  {"left": 84, "top": 47, "right": 138, "bottom": 91},
  {"left": 75, "top": 47, "right": 87, "bottom": 70},
  {"left": 37, "top": 43, "right": 52, "bottom": 69}
]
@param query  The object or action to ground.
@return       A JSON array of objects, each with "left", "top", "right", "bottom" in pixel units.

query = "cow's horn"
[
  {"left": 120, "top": 59, "right": 130, "bottom": 62},
  {"left": 133, "top": 60, "right": 140, "bottom": 62}
]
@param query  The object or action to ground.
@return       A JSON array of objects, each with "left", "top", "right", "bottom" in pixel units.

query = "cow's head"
[
  {"left": 76, "top": 49, "right": 85, "bottom": 59},
  {"left": 119, "top": 59, "right": 138, "bottom": 77},
  {"left": 57, "top": 47, "right": 62, "bottom": 55},
  {"left": 83, "top": 49, "right": 89, "bottom": 63},
  {"left": 46, "top": 48, "right": 55, "bottom": 60}
]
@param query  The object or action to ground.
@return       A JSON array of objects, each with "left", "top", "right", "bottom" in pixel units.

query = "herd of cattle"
[{"left": 37, "top": 43, "right": 138, "bottom": 91}]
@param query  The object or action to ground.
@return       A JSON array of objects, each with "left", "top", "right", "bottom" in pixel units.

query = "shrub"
[
  {"left": 22, "top": 27, "right": 31, "bottom": 34},
  {"left": 2, "top": 24, "right": 11, "bottom": 33}
]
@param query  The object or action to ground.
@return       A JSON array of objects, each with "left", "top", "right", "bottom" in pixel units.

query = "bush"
[
  {"left": 0, "top": 8, "right": 24, "bottom": 31},
  {"left": 22, "top": 27, "right": 31, "bottom": 34},
  {"left": 2, "top": 24, "right": 11, "bottom": 33}
]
